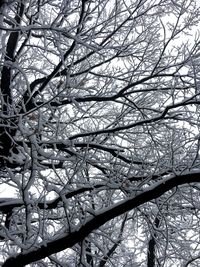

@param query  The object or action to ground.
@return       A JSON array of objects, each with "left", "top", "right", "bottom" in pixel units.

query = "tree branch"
[{"left": 3, "top": 171, "right": 200, "bottom": 266}]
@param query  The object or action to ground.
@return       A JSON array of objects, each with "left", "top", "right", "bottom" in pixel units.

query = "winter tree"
[{"left": 0, "top": 0, "right": 200, "bottom": 266}]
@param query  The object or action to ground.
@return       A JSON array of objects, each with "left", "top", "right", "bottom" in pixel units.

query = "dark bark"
[
  {"left": 99, "top": 215, "right": 127, "bottom": 267},
  {"left": 147, "top": 216, "right": 160, "bottom": 267},
  {"left": 85, "top": 240, "right": 94, "bottom": 267},
  {"left": 0, "top": 2, "right": 24, "bottom": 165},
  {"left": 21, "top": 0, "right": 86, "bottom": 113},
  {"left": 2, "top": 172, "right": 200, "bottom": 267}
]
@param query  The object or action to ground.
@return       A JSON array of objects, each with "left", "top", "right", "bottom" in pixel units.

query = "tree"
[{"left": 0, "top": 0, "right": 200, "bottom": 266}]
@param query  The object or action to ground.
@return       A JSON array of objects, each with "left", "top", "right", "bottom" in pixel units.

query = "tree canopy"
[{"left": 1, "top": 0, "right": 200, "bottom": 266}]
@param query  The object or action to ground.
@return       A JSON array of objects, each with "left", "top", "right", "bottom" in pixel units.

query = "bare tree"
[{"left": 0, "top": 0, "right": 200, "bottom": 266}]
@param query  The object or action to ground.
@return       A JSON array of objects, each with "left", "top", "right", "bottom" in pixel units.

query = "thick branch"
[
  {"left": 2, "top": 171, "right": 200, "bottom": 267},
  {"left": 0, "top": 2, "right": 25, "bottom": 164},
  {"left": 99, "top": 214, "right": 127, "bottom": 267},
  {"left": 147, "top": 216, "right": 160, "bottom": 267}
]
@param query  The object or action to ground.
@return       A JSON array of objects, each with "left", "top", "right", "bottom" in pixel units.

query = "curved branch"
[
  {"left": 99, "top": 214, "right": 127, "bottom": 267},
  {"left": 21, "top": 0, "right": 86, "bottom": 112},
  {"left": 2, "top": 171, "right": 200, "bottom": 267},
  {"left": 68, "top": 98, "right": 200, "bottom": 140}
]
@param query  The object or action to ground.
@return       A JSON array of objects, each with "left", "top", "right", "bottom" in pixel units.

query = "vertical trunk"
[
  {"left": 0, "top": 2, "right": 24, "bottom": 165},
  {"left": 147, "top": 216, "right": 160, "bottom": 267}
]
